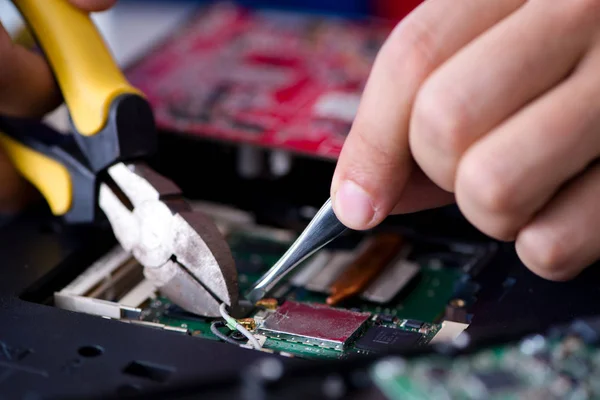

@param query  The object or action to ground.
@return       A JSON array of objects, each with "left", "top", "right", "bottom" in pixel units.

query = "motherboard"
[
  {"left": 51, "top": 202, "right": 494, "bottom": 361},
  {"left": 125, "top": 2, "right": 393, "bottom": 159},
  {"left": 371, "top": 316, "right": 600, "bottom": 399}
]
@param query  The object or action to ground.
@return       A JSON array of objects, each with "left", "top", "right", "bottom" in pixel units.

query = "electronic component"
[
  {"left": 255, "top": 298, "right": 278, "bottom": 310},
  {"left": 289, "top": 251, "right": 332, "bottom": 287},
  {"left": 430, "top": 320, "right": 469, "bottom": 344},
  {"left": 361, "top": 257, "right": 420, "bottom": 304},
  {"left": 59, "top": 246, "right": 135, "bottom": 297},
  {"left": 327, "top": 234, "right": 404, "bottom": 305},
  {"left": 304, "top": 250, "right": 355, "bottom": 293},
  {"left": 54, "top": 245, "right": 157, "bottom": 319},
  {"left": 444, "top": 297, "right": 470, "bottom": 323},
  {"left": 237, "top": 318, "right": 257, "bottom": 331},
  {"left": 402, "top": 320, "right": 423, "bottom": 330},
  {"left": 257, "top": 301, "right": 370, "bottom": 350},
  {"left": 355, "top": 326, "right": 422, "bottom": 353},
  {"left": 377, "top": 314, "right": 394, "bottom": 324}
]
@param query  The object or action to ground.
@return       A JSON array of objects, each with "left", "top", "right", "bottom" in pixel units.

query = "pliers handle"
[
  {"left": 1, "top": 0, "right": 156, "bottom": 222},
  {"left": 0, "top": 0, "right": 239, "bottom": 316}
]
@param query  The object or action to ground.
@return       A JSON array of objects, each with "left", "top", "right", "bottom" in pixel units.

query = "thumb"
[{"left": 330, "top": 10, "right": 436, "bottom": 229}]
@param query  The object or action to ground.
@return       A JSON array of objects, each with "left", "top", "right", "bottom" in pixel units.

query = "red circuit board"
[{"left": 126, "top": 2, "right": 394, "bottom": 159}]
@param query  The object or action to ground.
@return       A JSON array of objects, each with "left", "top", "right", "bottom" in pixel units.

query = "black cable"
[{"left": 210, "top": 320, "right": 241, "bottom": 346}]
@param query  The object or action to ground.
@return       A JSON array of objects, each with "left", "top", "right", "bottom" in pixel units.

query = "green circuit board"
[
  {"left": 143, "top": 296, "right": 441, "bottom": 360},
  {"left": 139, "top": 228, "right": 480, "bottom": 360},
  {"left": 291, "top": 266, "right": 462, "bottom": 323},
  {"left": 371, "top": 330, "right": 600, "bottom": 399},
  {"left": 226, "top": 229, "right": 469, "bottom": 323}
]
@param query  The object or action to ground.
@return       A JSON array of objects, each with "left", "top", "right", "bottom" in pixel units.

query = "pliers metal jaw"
[{"left": 99, "top": 163, "right": 238, "bottom": 316}]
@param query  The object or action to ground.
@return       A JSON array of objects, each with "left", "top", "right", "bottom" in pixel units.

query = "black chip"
[
  {"left": 377, "top": 314, "right": 394, "bottom": 323},
  {"left": 355, "top": 326, "right": 422, "bottom": 352},
  {"left": 404, "top": 319, "right": 423, "bottom": 329},
  {"left": 473, "top": 370, "right": 520, "bottom": 392}
]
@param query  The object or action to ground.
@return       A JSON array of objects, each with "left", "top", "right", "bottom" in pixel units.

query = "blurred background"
[
  {"left": 1, "top": 0, "right": 423, "bottom": 65},
  {"left": 1, "top": 0, "right": 466, "bottom": 235},
  {"left": 0, "top": 0, "right": 423, "bottom": 129}
]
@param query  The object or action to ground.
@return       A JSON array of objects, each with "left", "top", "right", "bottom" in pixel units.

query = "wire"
[
  {"left": 210, "top": 321, "right": 242, "bottom": 346},
  {"left": 219, "top": 303, "right": 262, "bottom": 349}
]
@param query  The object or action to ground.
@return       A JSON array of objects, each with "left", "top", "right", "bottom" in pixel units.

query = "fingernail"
[{"left": 334, "top": 180, "right": 375, "bottom": 229}]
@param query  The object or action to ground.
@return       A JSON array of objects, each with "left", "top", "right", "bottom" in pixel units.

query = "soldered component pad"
[{"left": 257, "top": 301, "right": 370, "bottom": 350}]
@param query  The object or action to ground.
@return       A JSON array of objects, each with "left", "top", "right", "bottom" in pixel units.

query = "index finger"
[{"left": 331, "top": 0, "right": 525, "bottom": 230}]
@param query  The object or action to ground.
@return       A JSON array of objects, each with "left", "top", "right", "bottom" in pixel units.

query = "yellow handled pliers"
[{"left": 0, "top": 0, "right": 238, "bottom": 317}]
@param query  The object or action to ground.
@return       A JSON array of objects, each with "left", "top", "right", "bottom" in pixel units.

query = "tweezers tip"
[{"left": 245, "top": 288, "right": 266, "bottom": 304}]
